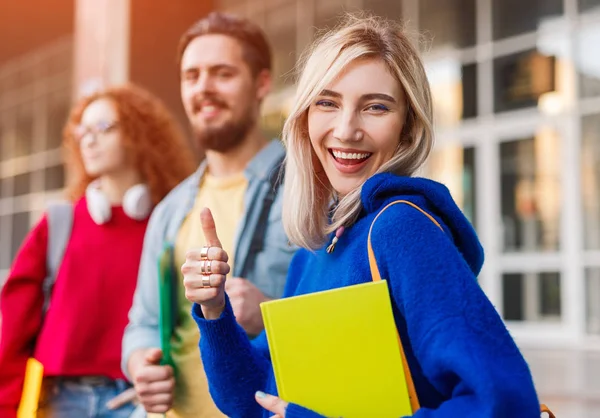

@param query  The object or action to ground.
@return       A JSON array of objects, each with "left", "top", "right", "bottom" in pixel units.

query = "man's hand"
[
  {"left": 128, "top": 348, "right": 175, "bottom": 414},
  {"left": 226, "top": 277, "right": 272, "bottom": 335}
]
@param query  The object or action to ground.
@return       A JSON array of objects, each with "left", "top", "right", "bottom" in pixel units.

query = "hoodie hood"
[{"left": 361, "top": 172, "right": 484, "bottom": 276}]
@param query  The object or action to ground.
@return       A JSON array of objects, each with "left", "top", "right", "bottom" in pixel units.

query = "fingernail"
[{"left": 255, "top": 391, "right": 267, "bottom": 399}]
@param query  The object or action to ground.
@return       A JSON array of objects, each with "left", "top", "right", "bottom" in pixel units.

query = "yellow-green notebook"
[{"left": 260, "top": 280, "right": 412, "bottom": 417}]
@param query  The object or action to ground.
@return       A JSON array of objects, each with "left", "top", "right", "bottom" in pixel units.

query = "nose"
[
  {"left": 332, "top": 109, "right": 363, "bottom": 142},
  {"left": 194, "top": 72, "right": 216, "bottom": 95},
  {"left": 79, "top": 132, "right": 97, "bottom": 149}
]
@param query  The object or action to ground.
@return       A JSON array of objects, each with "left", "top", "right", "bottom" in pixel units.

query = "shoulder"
[
  {"left": 152, "top": 170, "right": 199, "bottom": 218},
  {"left": 370, "top": 200, "right": 446, "bottom": 243}
]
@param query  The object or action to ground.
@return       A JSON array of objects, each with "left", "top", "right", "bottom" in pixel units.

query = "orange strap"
[
  {"left": 541, "top": 404, "right": 556, "bottom": 418},
  {"left": 367, "top": 200, "right": 442, "bottom": 413},
  {"left": 367, "top": 200, "right": 555, "bottom": 417}
]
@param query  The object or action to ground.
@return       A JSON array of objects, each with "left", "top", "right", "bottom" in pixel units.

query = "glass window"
[
  {"left": 500, "top": 132, "right": 561, "bottom": 252},
  {"left": 13, "top": 173, "right": 31, "bottom": 197},
  {"left": 586, "top": 268, "right": 600, "bottom": 335},
  {"left": 265, "top": 1, "right": 297, "bottom": 86},
  {"left": 492, "top": 0, "right": 563, "bottom": 40},
  {"left": 314, "top": 0, "right": 346, "bottom": 33},
  {"left": 502, "top": 272, "right": 562, "bottom": 322},
  {"left": 493, "top": 49, "right": 557, "bottom": 113},
  {"left": 261, "top": 111, "right": 286, "bottom": 141},
  {"left": 581, "top": 113, "right": 600, "bottom": 249},
  {"left": 580, "top": 0, "right": 600, "bottom": 13},
  {"left": 419, "top": 0, "right": 476, "bottom": 49},
  {"left": 0, "top": 215, "right": 10, "bottom": 269},
  {"left": 15, "top": 105, "right": 33, "bottom": 157},
  {"left": 363, "top": 0, "right": 402, "bottom": 21},
  {"left": 0, "top": 178, "right": 9, "bottom": 198},
  {"left": 427, "top": 60, "right": 477, "bottom": 127},
  {"left": 11, "top": 212, "right": 30, "bottom": 262},
  {"left": 44, "top": 165, "right": 65, "bottom": 191},
  {"left": 47, "top": 92, "right": 70, "bottom": 150},
  {"left": 426, "top": 145, "right": 477, "bottom": 228},
  {"left": 576, "top": 26, "right": 600, "bottom": 98}
]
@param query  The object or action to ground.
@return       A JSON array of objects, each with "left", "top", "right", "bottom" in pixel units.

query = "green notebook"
[{"left": 158, "top": 243, "right": 176, "bottom": 367}]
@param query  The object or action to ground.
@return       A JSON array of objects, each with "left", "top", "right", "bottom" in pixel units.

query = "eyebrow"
[
  {"left": 181, "top": 64, "right": 238, "bottom": 76},
  {"left": 319, "top": 89, "right": 397, "bottom": 104}
]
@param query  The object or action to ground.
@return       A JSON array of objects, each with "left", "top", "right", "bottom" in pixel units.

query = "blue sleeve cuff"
[{"left": 285, "top": 403, "right": 327, "bottom": 418}]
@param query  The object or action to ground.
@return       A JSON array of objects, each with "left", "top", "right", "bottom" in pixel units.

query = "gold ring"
[
  {"left": 201, "top": 276, "right": 211, "bottom": 288},
  {"left": 200, "top": 246, "right": 210, "bottom": 260},
  {"left": 200, "top": 260, "right": 212, "bottom": 275}
]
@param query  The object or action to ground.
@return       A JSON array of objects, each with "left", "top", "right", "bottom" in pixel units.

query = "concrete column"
[{"left": 73, "top": 0, "right": 130, "bottom": 98}]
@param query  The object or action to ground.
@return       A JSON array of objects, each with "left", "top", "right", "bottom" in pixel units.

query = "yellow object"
[
  {"left": 260, "top": 280, "right": 412, "bottom": 418},
  {"left": 17, "top": 358, "right": 44, "bottom": 418},
  {"left": 165, "top": 172, "right": 247, "bottom": 418}
]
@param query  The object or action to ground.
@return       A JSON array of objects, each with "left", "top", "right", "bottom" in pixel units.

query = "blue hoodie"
[{"left": 191, "top": 173, "right": 540, "bottom": 418}]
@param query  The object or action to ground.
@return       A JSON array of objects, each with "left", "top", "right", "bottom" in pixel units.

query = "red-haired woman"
[{"left": 0, "top": 83, "right": 196, "bottom": 417}]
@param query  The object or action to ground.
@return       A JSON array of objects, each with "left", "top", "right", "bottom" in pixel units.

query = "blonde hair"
[{"left": 282, "top": 14, "right": 434, "bottom": 250}]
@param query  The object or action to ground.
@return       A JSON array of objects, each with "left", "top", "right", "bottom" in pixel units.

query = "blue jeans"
[{"left": 37, "top": 378, "right": 137, "bottom": 418}]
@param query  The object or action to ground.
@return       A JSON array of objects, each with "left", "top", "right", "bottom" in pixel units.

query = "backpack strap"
[
  {"left": 367, "top": 199, "right": 555, "bottom": 417},
  {"left": 239, "top": 155, "right": 285, "bottom": 278},
  {"left": 367, "top": 200, "right": 442, "bottom": 413},
  {"left": 43, "top": 202, "right": 74, "bottom": 315}
]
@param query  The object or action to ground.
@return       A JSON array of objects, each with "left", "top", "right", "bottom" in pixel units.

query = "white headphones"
[{"left": 85, "top": 180, "right": 152, "bottom": 225}]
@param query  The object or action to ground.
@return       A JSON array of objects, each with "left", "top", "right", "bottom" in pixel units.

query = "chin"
[{"left": 83, "top": 165, "right": 106, "bottom": 177}]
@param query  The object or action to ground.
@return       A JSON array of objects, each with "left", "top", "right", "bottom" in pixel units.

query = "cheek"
[
  {"left": 307, "top": 114, "right": 327, "bottom": 150},
  {"left": 371, "top": 121, "right": 402, "bottom": 157},
  {"left": 104, "top": 136, "right": 127, "bottom": 162}
]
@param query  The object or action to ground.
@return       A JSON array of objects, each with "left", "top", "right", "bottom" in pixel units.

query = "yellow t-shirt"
[{"left": 153, "top": 172, "right": 247, "bottom": 418}]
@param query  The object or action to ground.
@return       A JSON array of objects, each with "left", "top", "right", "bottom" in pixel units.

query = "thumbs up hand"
[{"left": 181, "top": 207, "right": 231, "bottom": 319}]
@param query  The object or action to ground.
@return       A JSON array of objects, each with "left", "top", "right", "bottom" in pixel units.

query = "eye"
[
  {"left": 315, "top": 100, "right": 337, "bottom": 108},
  {"left": 97, "top": 121, "right": 118, "bottom": 133},
  {"left": 216, "top": 69, "right": 234, "bottom": 78},
  {"left": 182, "top": 70, "right": 199, "bottom": 82},
  {"left": 365, "top": 103, "right": 390, "bottom": 113}
]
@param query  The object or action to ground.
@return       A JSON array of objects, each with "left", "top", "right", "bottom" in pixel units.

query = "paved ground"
[{"left": 523, "top": 349, "right": 600, "bottom": 417}]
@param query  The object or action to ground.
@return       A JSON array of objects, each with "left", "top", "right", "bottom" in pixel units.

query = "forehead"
[
  {"left": 326, "top": 59, "right": 403, "bottom": 99},
  {"left": 181, "top": 34, "right": 247, "bottom": 70},
  {"left": 81, "top": 98, "right": 118, "bottom": 124}
]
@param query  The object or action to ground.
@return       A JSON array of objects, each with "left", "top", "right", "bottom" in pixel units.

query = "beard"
[{"left": 192, "top": 100, "right": 256, "bottom": 153}]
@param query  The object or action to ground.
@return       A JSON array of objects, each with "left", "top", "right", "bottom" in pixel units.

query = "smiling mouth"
[{"left": 329, "top": 149, "right": 372, "bottom": 166}]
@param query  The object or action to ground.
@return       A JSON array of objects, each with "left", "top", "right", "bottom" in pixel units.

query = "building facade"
[
  {"left": 2, "top": 0, "right": 600, "bottom": 413},
  {"left": 217, "top": 0, "right": 600, "bottom": 354},
  {"left": 3, "top": 0, "right": 600, "bottom": 350}
]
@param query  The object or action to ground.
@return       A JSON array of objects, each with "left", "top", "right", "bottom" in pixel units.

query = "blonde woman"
[{"left": 181, "top": 15, "right": 540, "bottom": 418}]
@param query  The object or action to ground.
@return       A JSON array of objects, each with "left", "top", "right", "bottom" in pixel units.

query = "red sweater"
[{"left": 0, "top": 198, "right": 149, "bottom": 415}]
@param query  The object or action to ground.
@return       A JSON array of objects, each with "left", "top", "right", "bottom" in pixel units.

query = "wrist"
[{"left": 201, "top": 302, "right": 225, "bottom": 320}]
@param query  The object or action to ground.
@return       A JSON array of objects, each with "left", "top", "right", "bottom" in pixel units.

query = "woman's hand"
[
  {"left": 182, "top": 208, "right": 231, "bottom": 319},
  {"left": 255, "top": 391, "right": 288, "bottom": 417}
]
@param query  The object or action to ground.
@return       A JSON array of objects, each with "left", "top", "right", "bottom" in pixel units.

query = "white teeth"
[
  {"left": 332, "top": 150, "right": 370, "bottom": 160},
  {"left": 202, "top": 105, "right": 217, "bottom": 112}
]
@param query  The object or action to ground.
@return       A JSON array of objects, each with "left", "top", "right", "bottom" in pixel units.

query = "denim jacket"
[{"left": 121, "top": 140, "right": 296, "bottom": 378}]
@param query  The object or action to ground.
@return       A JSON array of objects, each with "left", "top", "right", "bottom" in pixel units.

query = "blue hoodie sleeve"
[
  {"left": 371, "top": 204, "right": 540, "bottom": 418},
  {"left": 192, "top": 297, "right": 271, "bottom": 417}
]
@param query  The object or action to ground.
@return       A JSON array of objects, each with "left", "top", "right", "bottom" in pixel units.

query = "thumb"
[
  {"left": 144, "top": 348, "right": 163, "bottom": 365},
  {"left": 200, "top": 207, "right": 223, "bottom": 248},
  {"left": 255, "top": 391, "right": 287, "bottom": 416}
]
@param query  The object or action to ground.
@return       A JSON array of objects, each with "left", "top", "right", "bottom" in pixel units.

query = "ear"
[{"left": 255, "top": 69, "right": 272, "bottom": 102}]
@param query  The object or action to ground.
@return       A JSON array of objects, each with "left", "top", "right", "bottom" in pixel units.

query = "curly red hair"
[{"left": 63, "top": 83, "right": 196, "bottom": 205}]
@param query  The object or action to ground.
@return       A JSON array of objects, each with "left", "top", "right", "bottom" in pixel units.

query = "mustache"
[{"left": 192, "top": 95, "right": 228, "bottom": 113}]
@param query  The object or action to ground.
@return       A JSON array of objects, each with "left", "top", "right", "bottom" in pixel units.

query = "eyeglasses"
[{"left": 74, "top": 121, "right": 119, "bottom": 142}]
